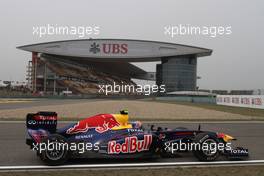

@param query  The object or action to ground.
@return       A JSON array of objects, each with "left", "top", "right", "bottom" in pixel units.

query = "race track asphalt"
[{"left": 0, "top": 121, "right": 263, "bottom": 166}]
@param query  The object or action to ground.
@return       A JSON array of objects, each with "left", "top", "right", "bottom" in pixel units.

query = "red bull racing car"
[{"left": 26, "top": 110, "right": 249, "bottom": 165}]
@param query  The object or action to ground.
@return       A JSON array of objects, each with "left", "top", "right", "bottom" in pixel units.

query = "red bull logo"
[
  {"left": 66, "top": 114, "right": 120, "bottom": 134},
  {"left": 108, "top": 135, "right": 152, "bottom": 154}
]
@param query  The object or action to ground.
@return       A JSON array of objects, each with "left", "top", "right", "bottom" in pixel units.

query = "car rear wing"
[{"left": 26, "top": 111, "right": 57, "bottom": 133}]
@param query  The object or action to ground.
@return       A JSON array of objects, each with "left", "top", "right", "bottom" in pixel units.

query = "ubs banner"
[{"left": 216, "top": 95, "right": 264, "bottom": 109}]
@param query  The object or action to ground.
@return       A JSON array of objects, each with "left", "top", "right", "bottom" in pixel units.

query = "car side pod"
[{"left": 225, "top": 147, "right": 249, "bottom": 160}]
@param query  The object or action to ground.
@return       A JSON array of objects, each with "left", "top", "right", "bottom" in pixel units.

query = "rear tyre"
[
  {"left": 193, "top": 132, "right": 220, "bottom": 161},
  {"left": 39, "top": 134, "right": 69, "bottom": 165}
]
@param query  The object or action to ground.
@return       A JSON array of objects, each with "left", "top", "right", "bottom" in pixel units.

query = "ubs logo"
[{"left": 89, "top": 42, "right": 128, "bottom": 54}]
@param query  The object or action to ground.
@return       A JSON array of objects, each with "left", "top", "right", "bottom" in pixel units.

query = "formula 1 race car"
[{"left": 26, "top": 110, "right": 249, "bottom": 165}]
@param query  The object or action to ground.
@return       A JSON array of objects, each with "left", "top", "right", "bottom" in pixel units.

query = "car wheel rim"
[
  {"left": 45, "top": 141, "right": 65, "bottom": 161},
  {"left": 201, "top": 139, "right": 217, "bottom": 156}
]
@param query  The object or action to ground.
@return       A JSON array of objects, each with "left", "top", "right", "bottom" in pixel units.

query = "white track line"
[{"left": 0, "top": 160, "right": 264, "bottom": 170}]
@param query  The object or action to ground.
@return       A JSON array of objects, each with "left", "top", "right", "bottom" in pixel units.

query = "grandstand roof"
[{"left": 17, "top": 39, "right": 212, "bottom": 62}]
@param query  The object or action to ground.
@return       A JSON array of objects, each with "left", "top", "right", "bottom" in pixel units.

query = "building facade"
[{"left": 17, "top": 39, "right": 212, "bottom": 95}]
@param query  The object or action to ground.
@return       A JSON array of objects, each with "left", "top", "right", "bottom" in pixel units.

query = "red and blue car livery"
[{"left": 26, "top": 110, "right": 248, "bottom": 165}]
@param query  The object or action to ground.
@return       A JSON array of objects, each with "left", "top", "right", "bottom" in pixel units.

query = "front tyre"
[
  {"left": 193, "top": 132, "right": 220, "bottom": 161},
  {"left": 39, "top": 134, "right": 69, "bottom": 165}
]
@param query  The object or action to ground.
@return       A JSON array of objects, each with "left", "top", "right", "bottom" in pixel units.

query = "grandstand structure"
[{"left": 18, "top": 39, "right": 212, "bottom": 95}]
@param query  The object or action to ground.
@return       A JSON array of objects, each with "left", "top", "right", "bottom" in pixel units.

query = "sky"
[{"left": 0, "top": 0, "right": 263, "bottom": 90}]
